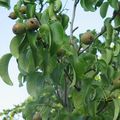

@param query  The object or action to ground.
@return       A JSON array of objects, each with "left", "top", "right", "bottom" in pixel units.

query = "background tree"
[{"left": 0, "top": 0, "right": 120, "bottom": 120}]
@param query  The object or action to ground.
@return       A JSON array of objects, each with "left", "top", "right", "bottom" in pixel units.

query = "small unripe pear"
[
  {"left": 26, "top": 18, "right": 39, "bottom": 31},
  {"left": 57, "top": 48, "right": 65, "bottom": 57},
  {"left": 112, "top": 76, "right": 120, "bottom": 88},
  {"left": 81, "top": 31, "right": 94, "bottom": 45},
  {"left": 8, "top": 12, "right": 17, "bottom": 20},
  {"left": 33, "top": 112, "right": 42, "bottom": 120},
  {"left": 12, "top": 23, "right": 26, "bottom": 34},
  {"left": 20, "top": 6, "right": 27, "bottom": 14}
]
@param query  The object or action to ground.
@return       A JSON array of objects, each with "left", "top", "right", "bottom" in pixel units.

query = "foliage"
[
  {"left": 0, "top": 0, "right": 10, "bottom": 9},
  {"left": 1, "top": 0, "right": 120, "bottom": 119}
]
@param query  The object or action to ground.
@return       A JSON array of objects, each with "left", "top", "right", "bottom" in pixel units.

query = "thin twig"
[
  {"left": 78, "top": 45, "right": 91, "bottom": 55},
  {"left": 64, "top": 69, "right": 81, "bottom": 91},
  {"left": 64, "top": 77, "right": 68, "bottom": 107},
  {"left": 57, "top": 58, "right": 80, "bottom": 91},
  {"left": 77, "top": 41, "right": 82, "bottom": 54},
  {"left": 70, "top": 0, "right": 79, "bottom": 44},
  {"left": 84, "top": 68, "right": 96, "bottom": 74},
  {"left": 72, "top": 26, "right": 79, "bottom": 33},
  {"left": 97, "top": 98, "right": 113, "bottom": 114},
  {"left": 56, "top": 88, "right": 64, "bottom": 106},
  {"left": 39, "top": 0, "right": 44, "bottom": 12},
  {"left": 60, "top": 0, "right": 69, "bottom": 13}
]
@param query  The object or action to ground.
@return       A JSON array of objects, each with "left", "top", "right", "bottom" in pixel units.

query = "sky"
[
  {"left": 0, "top": 0, "right": 113, "bottom": 118},
  {"left": 0, "top": 0, "right": 29, "bottom": 113}
]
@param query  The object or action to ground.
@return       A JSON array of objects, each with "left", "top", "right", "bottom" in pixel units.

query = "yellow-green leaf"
[
  {"left": 0, "top": 53, "right": 13, "bottom": 85},
  {"left": 113, "top": 99, "right": 120, "bottom": 120},
  {"left": 10, "top": 35, "right": 23, "bottom": 58},
  {"left": 100, "top": 2, "right": 109, "bottom": 18}
]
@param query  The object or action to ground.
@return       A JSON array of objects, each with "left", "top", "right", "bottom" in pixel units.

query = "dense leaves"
[
  {"left": 0, "top": 0, "right": 10, "bottom": 9},
  {"left": 1, "top": 0, "right": 120, "bottom": 119}
]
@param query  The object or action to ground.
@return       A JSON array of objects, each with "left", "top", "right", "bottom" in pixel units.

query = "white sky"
[{"left": 0, "top": 0, "right": 113, "bottom": 116}]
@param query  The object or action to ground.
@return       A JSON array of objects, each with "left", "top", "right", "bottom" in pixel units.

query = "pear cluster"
[
  {"left": 12, "top": 18, "right": 39, "bottom": 35},
  {"left": 9, "top": 6, "right": 39, "bottom": 35}
]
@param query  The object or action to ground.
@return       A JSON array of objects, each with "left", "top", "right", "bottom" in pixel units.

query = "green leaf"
[
  {"left": 40, "top": 9, "right": 49, "bottom": 24},
  {"left": 26, "top": 72, "right": 43, "bottom": 97},
  {"left": 0, "top": 53, "right": 13, "bottom": 85},
  {"left": 27, "top": 31, "right": 37, "bottom": 48},
  {"left": 97, "top": 59, "right": 108, "bottom": 73},
  {"left": 105, "top": 22, "right": 113, "bottom": 47},
  {"left": 39, "top": 24, "right": 51, "bottom": 48},
  {"left": 22, "top": 101, "right": 37, "bottom": 120},
  {"left": 107, "top": 66, "right": 114, "bottom": 80},
  {"left": 50, "top": 21, "right": 65, "bottom": 55},
  {"left": 72, "top": 90, "right": 87, "bottom": 115},
  {"left": 42, "top": 52, "right": 57, "bottom": 75},
  {"left": 35, "top": 12, "right": 42, "bottom": 22},
  {"left": 48, "top": 3, "right": 57, "bottom": 20},
  {"left": 72, "top": 55, "right": 87, "bottom": 79},
  {"left": 113, "top": 99, "right": 120, "bottom": 120},
  {"left": 108, "top": 0, "right": 119, "bottom": 10},
  {"left": 100, "top": 2, "right": 109, "bottom": 18},
  {"left": 51, "top": 64, "right": 64, "bottom": 86},
  {"left": 53, "top": 0, "right": 62, "bottom": 13},
  {"left": 50, "top": 21, "right": 65, "bottom": 45},
  {"left": 19, "top": 35, "right": 29, "bottom": 54},
  {"left": 114, "top": 43, "right": 120, "bottom": 56},
  {"left": 61, "top": 14, "right": 69, "bottom": 30},
  {"left": 18, "top": 49, "right": 36, "bottom": 73},
  {"left": 38, "top": 105, "right": 51, "bottom": 120},
  {"left": 27, "top": 31, "right": 38, "bottom": 66},
  {"left": 0, "top": 0, "right": 10, "bottom": 9},
  {"left": 10, "top": 35, "right": 24, "bottom": 58},
  {"left": 14, "top": 1, "right": 23, "bottom": 19},
  {"left": 95, "top": 0, "right": 104, "bottom": 9},
  {"left": 26, "top": 3, "right": 36, "bottom": 18},
  {"left": 18, "top": 73, "right": 24, "bottom": 87},
  {"left": 101, "top": 48, "right": 113, "bottom": 64},
  {"left": 70, "top": 66, "right": 76, "bottom": 88},
  {"left": 87, "top": 101, "right": 97, "bottom": 117},
  {"left": 114, "top": 15, "right": 120, "bottom": 27},
  {"left": 80, "top": 0, "right": 96, "bottom": 12},
  {"left": 105, "top": 22, "right": 113, "bottom": 40}
]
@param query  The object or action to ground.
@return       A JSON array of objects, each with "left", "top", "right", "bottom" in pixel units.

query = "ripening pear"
[
  {"left": 12, "top": 23, "right": 26, "bottom": 34},
  {"left": 20, "top": 6, "right": 27, "bottom": 14},
  {"left": 26, "top": 18, "right": 39, "bottom": 31},
  {"left": 81, "top": 31, "right": 94, "bottom": 45},
  {"left": 112, "top": 76, "right": 120, "bottom": 88},
  {"left": 9, "top": 12, "right": 17, "bottom": 20}
]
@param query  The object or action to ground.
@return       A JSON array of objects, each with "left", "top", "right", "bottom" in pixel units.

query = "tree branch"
[
  {"left": 97, "top": 98, "right": 113, "bottom": 114},
  {"left": 64, "top": 69, "right": 81, "bottom": 91},
  {"left": 72, "top": 26, "right": 79, "bottom": 33},
  {"left": 56, "top": 88, "right": 64, "bottom": 106},
  {"left": 39, "top": 0, "right": 44, "bottom": 12},
  {"left": 78, "top": 9, "right": 119, "bottom": 56},
  {"left": 78, "top": 45, "right": 91, "bottom": 55},
  {"left": 64, "top": 77, "right": 68, "bottom": 107},
  {"left": 70, "top": 0, "right": 79, "bottom": 44},
  {"left": 57, "top": 58, "right": 81, "bottom": 91}
]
